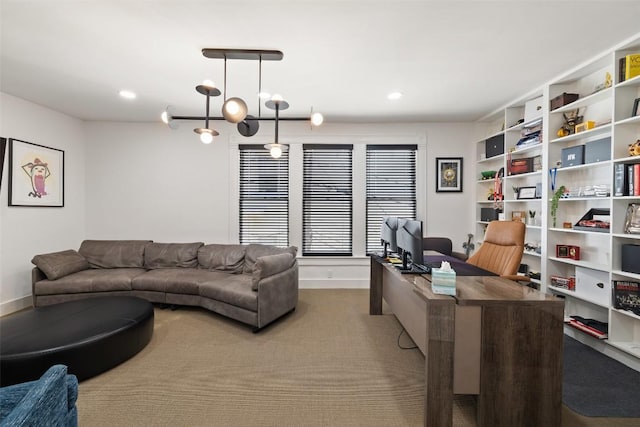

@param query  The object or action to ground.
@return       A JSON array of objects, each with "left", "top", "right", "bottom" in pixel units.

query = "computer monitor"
[
  {"left": 396, "top": 218, "right": 425, "bottom": 272},
  {"left": 380, "top": 216, "right": 399, "bottom": 257}
]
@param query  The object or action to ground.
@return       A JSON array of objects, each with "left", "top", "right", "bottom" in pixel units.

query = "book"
[
  {"left": 625, "top": 54, "right": 640, "bottom": 80},
  {"left": 614, "top": 163, "right": 626, "bottom": 196},
  {"left": 628, "top": 164, "right": 635, "bottom": 196},
  {"left": 620, "top": 57, "right": 626, "bottom": 82},
  {"left": 635, "top": 164, "right": 640, "bottom": 196}
]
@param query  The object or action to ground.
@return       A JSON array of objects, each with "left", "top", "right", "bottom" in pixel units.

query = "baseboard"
[
  {"left": 0, "top": 295, "right": 32, "bottom": 316},
  {"left": 299, "top": 279, "right": 369, "bottom": 289}
]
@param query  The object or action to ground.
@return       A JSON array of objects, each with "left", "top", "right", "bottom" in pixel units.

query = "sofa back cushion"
[
  {"left": 79, "top": 240, "right": 151, "bottom": 269},
  {"left": 144, "top": 242, "right": 203, "bottom": 269},
  {"left": 198, "top": 244, "right": 246, "bottom": 274},
  {"left": 31, "top": 249, "right": 90, "bottom": 280},
  {"left": 243, "top": 244, "right": 297, "bottom": 273}
]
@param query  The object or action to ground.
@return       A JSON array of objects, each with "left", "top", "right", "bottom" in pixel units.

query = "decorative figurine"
[
  {"left": 629, "top": 139, "right": 640, "bottom": 156},
  {"left": 556, "top": 109, "right": 584, "bottom": 138}
]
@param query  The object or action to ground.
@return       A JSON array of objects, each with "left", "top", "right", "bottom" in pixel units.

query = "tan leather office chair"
[{"left": 466, "top": 220, "right": 529, "bottom": 282}]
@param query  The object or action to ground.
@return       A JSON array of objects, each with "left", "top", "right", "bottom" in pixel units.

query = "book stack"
[
  {"left": 565, "top": 315, "right": 608, "bottom": 339},
  {"left": 613, "top": 280, "right": 640, "bottom": 314},
  {"left": 614, "top": 163, "right": 640, "bottom": 196},
  {"left": 619, "top": 53, "right": 640, "bottom": 82},
  {"left": 515, "top": 118, "right": 542, "bottom": 150}
]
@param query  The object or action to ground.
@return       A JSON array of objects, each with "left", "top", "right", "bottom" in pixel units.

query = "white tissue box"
[{"left": 431, "top": 268, "right": 456, "bottom": 296}]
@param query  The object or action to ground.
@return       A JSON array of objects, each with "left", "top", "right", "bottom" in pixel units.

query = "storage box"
[
  {"left": 561, "top": 145, "right": 585, "bottom": 167},
  {"left": 573, "top": 208, "right": 610, "bottom": 233},
  {"left": 550, "top": 92, "right": 579, "bottom": 111},
  {"left": 575, "top": 120, "right": 596, "bottom": 133},
  {"left": 550, "top": 275, "right": 575, "bottom": 290},
  {"left": 584, "top": 137, "right": 611, "bottom": 164},
  {"left": 485, "top": 134, "right": 504, "bottom": 158},
  {"left": 575, "top": 267, "right": 610, "bottom": 306},
  {"left": 524, "top": 96, "right": 544, "bottom": 123},
  {"left": 509, "top": 157, "right": 533, "bottom": 175},
  {"left": 431, "top": 268, "right": 456, "bottom": 296},
  {"left": 622, "top": 244, "right": 640, "bottom": 274},
  {"left": 481, "top": 208, "right": 501, "bottom": 222}
]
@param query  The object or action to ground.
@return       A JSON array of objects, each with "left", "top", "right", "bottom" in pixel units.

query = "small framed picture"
[
  {"left": 633, "top": 97, "right": 640, "bottom": 117},
  {"left": 517, "top": 186, "right": 537, "bottom": 199},
  {"left": 436, "top": 157, "right": 463, "bottom": 193},
  {"left": 8, "top": 138, "right": 64, "bottom": 207}
]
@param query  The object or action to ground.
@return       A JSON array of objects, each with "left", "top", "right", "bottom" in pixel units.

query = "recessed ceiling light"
[
  {"left": 388, "top": 92, "right": 402, "bottom": 100},
  {"left": 119, "top": 90, "right": 136, "bottom": 100}
]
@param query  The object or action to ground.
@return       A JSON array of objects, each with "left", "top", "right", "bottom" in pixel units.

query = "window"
[
  {"left": 366, "top": 145, "right": 417, "bottom": 253},
  {"left": 303, "top": 144, "right": 353, "bottom": 255},
  {"left": 239, "top": 145, "right": 288, "bottom": 246}
]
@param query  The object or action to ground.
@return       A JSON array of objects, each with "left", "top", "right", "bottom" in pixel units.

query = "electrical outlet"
[{"left": 327, "top": 269, "right": 333, "bottom": 278}]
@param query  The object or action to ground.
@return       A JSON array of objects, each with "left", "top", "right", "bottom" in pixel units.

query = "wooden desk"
[{"left": 370, "top": 255, "right": 564, "bottom": 427}]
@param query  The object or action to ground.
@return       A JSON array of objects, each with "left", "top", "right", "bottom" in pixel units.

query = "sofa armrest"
[
  {"left": 251, "top": 253, "right": 296, "bottom": 291},
  {"left": 31, "top": 267, "right": 47, "bottom": 307},
  {"left": 255, "top": 264, "right": 299, "bottom": 329}
]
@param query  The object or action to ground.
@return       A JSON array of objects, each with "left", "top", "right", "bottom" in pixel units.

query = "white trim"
[
  {"left": 300, "top": 279, "right": 370, "bottom": 289},
  {"left": 0, "top": 295, "right": 32, "bottom": 316}
]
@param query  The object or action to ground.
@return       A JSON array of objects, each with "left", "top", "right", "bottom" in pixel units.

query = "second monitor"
[{"left": 396, "top": 218, "right": 429, "bottom": 274}]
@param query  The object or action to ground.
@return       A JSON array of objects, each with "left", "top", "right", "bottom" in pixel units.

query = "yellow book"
[{"left": 625, "top": 54, "right": 640, "bottom": 80}]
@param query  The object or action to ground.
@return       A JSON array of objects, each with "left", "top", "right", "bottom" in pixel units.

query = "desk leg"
[
  {"left": 477, "top": 304, "right": 563, "bottom": 427},
  {"left": 369, "top": 258, "right": 383, "bottom": 315},
  {"left": 424, "top": 300, "right": 455, "bottom": 427}
]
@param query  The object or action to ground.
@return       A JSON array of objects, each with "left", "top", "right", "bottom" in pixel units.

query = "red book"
[{"left": 635, "top": 164, "right": 640, "bottom": 196}]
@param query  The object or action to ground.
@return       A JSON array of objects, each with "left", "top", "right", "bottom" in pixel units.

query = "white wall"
[
  {"left": 0, "top": 93, "right": 86, "bottom": 314},
  {"left": 84, "top": 120, "right": 476, "bottom": 287}
]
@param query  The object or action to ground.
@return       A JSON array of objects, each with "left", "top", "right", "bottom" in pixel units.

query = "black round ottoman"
[{"left": 0, "top": 296, "right": 154, "bottom": 386}]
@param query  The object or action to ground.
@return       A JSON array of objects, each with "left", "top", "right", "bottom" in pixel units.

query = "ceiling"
[{"left": 2, "top": 0, "right": 640, "bottom": 124}]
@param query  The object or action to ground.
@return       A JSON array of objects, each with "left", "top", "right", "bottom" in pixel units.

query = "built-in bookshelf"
[{"left": 474, "top": 33, "right": 640, "bottom": 369}]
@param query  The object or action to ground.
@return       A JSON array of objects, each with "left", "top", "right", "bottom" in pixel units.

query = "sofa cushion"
[
  {"left": 144, "top": 242, "right": 203, "bottom": 269},
  {"left": 199, "top": 275, "right": 257, "bottom": 312},
  {"left": 243, "top": 244, "right": 297, "bottom": 274},
  {"left": 33, "top": 268, "right": 146, "bottom": 295},
  {"left": 31, "top": 250, "right": 90, "bottom": 281},
  {"left": 251, "top": 253, "right": 296, "bottom": 291},
  {"left": 79, "top": 240, "right": 151, "bottom": 269},
  {"left": 132, "top": 269, "right": 229, "bottom": 295},
  {"left": 198, "top": 244, "right": 246, "bottom": 274}
]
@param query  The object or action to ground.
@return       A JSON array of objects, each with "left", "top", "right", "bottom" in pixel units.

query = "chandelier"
[{"left": 161, "top": 48, "right": 324, "bottom": 157}]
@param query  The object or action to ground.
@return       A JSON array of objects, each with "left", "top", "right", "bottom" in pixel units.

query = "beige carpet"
[{"left": 77, "top": 289, "right": 639, "bottom": 426}]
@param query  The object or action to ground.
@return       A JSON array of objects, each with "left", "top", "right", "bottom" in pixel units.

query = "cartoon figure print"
[{"left": 21, "top": 158, "right": 51, "bottom": 198}]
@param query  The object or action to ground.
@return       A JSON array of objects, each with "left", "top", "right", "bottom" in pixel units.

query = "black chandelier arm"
[{"left": 172, "top": 115, "right": 312, "bottom": 122}]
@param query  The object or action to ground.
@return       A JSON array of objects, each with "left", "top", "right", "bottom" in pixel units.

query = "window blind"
[
  {"left": 303, "top": 144, "right": 353, "bottom": 256},
  {"left": 239, "top": 145, "right": 288, "bottom": 246},
  {"left": 366, "top": 145, "right": 417, "bottom": 253}
]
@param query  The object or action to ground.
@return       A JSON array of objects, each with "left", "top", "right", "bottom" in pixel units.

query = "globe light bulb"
[
  {"left": 311, "top": 112, "right": 324, "bottom": 126},
  {"left": 271, "top": 94, "right": 284, "bottom": 102},
  {"left": 270, "top": 145, "right": 282, "bottom": 159},
  {"left": 161, "top": 111, "right": 169, "bottom": 124},
  {"left": 226, "top": 100, "right": 240, "bottom": 115},
  {"left": 200, "top": 131, "right": 214, "bottom": 144},
  {"left": 202, "top": 80, "right": 215, "bottom": 88}
]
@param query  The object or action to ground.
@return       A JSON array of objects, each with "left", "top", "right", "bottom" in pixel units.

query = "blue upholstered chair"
[{"left": 0, "top": 365, "right": 78, "bottom": 427}]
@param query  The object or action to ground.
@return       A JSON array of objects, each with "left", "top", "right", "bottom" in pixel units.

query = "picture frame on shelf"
[
  {"left": 633, "top": 97, "right": 640, "bottom": 117},
  {"left": 517, "top": 186, "right": 537, "bottom": 199},
  {"left": 436, "top": 157, "right": 463, "bottom": 193},
  {"left": 8, "top": 138, "right": 64, "bottom": 207}
]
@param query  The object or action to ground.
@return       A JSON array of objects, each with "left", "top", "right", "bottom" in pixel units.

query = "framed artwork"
[
  {"left": 0, "top": 138, "right": 6, "bottom": 191},
  {"left": 633, "top": 97, "right": 640, "bottom": 117},
  {"left": 517, "top": 186, "right": 537, "bottom": 199},
  {"left": 436, "top": 157, "right": 463, "bottom": 192},
  {"left": 8, "top": 138, "right": 64, "bottom": 207}
]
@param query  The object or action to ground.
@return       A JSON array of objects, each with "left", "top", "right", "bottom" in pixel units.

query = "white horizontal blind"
[
  {"left": 239, "top": 145, "right": 288, "bottom": 246},
  {"left": 303, "top": 144, "right": 353, "bottom": 256},
  {"left": 366, "top": 145, "right": 417, "bottom": 253}
]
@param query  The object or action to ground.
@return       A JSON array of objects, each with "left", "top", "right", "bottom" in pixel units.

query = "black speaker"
[
  {"left": 481, "top": 208, "right": 501, "bottom": 222},
  {"left": 621, "top": 244, "right": 640, "bottom": 274}
]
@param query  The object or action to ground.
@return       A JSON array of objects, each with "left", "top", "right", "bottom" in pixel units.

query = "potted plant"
[
  {"left": 512, "top": 186, "right": 520, "bottom": 199},
  {"left": 550, "top": 186, "right": 566, "bottom": 228},
  {"left": 528, "top": 210, "right": 536, "bottom": 226}
]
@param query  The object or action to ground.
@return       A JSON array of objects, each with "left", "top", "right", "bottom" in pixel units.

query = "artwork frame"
[
  {"left": 517, "top": 186, "right": 537, "bottom": 200},
  {"left": 0, "top": 137, "right": 6, "bottom": 191},
  {"left": 8, "top": 138, "right": 64, "bottom": 207},
  {"left": 633, "top": 97, "right": 640, "bottom": 117},
  {"left": 436, "top": 157, "right": 463, "bottom": 193}
]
